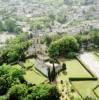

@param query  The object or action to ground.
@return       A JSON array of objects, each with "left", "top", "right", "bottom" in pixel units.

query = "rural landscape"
[{"left": 0, "top": 0, "right": 99, "bottom": 100}]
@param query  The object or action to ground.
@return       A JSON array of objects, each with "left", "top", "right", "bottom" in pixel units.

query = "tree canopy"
[{"left": 48, "top": 36, "right": 79, "bottom": 58}]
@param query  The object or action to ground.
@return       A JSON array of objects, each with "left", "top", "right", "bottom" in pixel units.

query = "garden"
[
  {"left": 94, "top": 86, "right": 99, "bottom": 98},
  {"left": 1, "top": 28, "right": 99, "bottom": 99},
  {"left": 14, "top": 58, "right": 47, "bottom": 85},
  {"left": 58, "top": 58, "right": 99, "bottom": 99}
]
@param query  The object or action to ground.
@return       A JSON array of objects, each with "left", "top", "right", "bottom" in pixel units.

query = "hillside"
[{"left": 0, "top": 0, "right": 99, "bottom": 34}]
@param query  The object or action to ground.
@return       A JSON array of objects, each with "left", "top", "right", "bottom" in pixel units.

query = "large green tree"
[
  {"left": 48, "top": 36, "right": 79, "bottom": 58},
  {"left": 0, "top": 64, "right": 25, "bottom": 95},
  {"left": 0, "top": 33, "right": 32, "bottom": 63},
  {"left": 8, "top": 84, "right": 28, "bottom": 100},
  {"left": 4, "top": 18, "right": 21, "bottom": 33},
  {"left": 26, "top": 84, "right": 60, "bottom": 100}
]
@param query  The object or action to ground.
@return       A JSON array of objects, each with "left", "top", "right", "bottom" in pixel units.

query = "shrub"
[
  {"left": 0, "top": 96, "right": 7, "bottom": 100},
  {"left": 62, "top": 63, "right": 66, "bottom": 71},
  {"left": 8, "top": 84, "right": 28, "bottom": 100},
  {"left": 0, "top": 77, "right": 8, "bottom": 95}
]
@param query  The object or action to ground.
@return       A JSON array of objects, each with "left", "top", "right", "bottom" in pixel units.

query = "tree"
[
  {"left": 0, "top": 21, "right": 4, "bottom": 31},
  {"left": 0, "top": 96, "right": 7, "bottom": 100},
  {"left": 90, "top": 30, "right": 99, "bottom": 47},
  {"left": 44, "top": 35, "right": 52, "bottom": 46},
  {"left": 0, "top": 64, "right": 25, "bottom": 95},
  {"left": 4, "top": 18, "right": 21, "bottom": 33},
  {"left": 8, "top": 84, "right": 28, "bottom": 100},
  {"left": 75, "top": 34, "right": 83, "bottom": 48},
  {"left": 48, "top": 36, "right": 79, "bottom": 58},
  {"left": 0, "top": 33, "right": 32, "bottom": 63},
  {"left": 51, "top": 64, "right": 56, "bottom": 82},
  {"left": 62, "top": 63, "right": 66, "bottom": 71},
  {"left": 47, "top": 62, "right": 56, "bottom": 82},
  {"left": 85, "top": 95, "right": 96, "bottom": 100},
  {"left": 28, "top": 84, "right": 60, "bottom": 100},
  {"left": 0, "top": 77, "right": 8, "bottom": 95},
  {"left": 47, "top": 68, "right": 51, "bottom": 82}
]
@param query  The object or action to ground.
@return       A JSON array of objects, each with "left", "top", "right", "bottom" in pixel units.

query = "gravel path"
[{"left": 79, "top": 52, "right": 99, "bottom": 78}]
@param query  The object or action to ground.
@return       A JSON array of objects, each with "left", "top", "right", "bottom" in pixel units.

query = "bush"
[
  {"left": 67, "top": 52, "right": 77, "bottom": 58},
  {"left": 0, "top": 64, "right": 25, "bottom": 95},
  {"left": 0, "top": 33, "right": 32, "bottom": 63},
  {"left": 0, "top": 77, "right": 8, "bottom": 95},
  {"left": 28, "top": 84, "right": 60, "bottom": 100},
  {"left": 85, "top": 95, "right": 96, "bottom": 100},
  {"left": 62, "top": 63, "right": 66, "bottom": 71},
  {"left": 0, "top": 96, "right": 7, "bottom": 100},
  {"left": 8, "top": 84, "right": 28, "bottom": 100}
]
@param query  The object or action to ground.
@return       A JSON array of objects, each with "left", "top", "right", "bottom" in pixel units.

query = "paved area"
[{"left": 79, "top": 52, "right": 99, "bottom": 78}]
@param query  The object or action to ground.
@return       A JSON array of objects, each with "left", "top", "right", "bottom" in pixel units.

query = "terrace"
[{"left": 58, "top": 58, "right": 99, "bottom": 99}]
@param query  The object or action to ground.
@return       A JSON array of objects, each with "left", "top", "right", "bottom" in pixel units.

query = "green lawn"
[
  {"left": 11, "top": 64, "right": 22, "bottom": 69},
  {"left": 64, "top": 59, "right": 92, "bottom": 78},
  {"left": 72, "top": 81, "right": 98, "bottom": 98},
  {"left": 58, "top": 58, "right": 98, "bottom": 99},
  {"left": 9, "top": 58, "right": 47, "bottom": 85},
  {"left": 23, "top": 58, "right": 35, "bottom": 68},
  {"left": 24, "top": 68, "right": 47, "bottom": 85},
  {"left": 94, "top": 87, "right": 99, "bottom": 97}
]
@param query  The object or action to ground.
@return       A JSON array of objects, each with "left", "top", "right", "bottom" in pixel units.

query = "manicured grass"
[
  {"left": 65, "top": 59, "right": 92, "bottom": 78},
  {"left": 11, "top": 64, "right": 22, "bottom": 69},
  {"left": 72, "top": 81, "right": 98, "bottom": 98},
  {"left": 58, "top": 58, "right": 98, "bottom": 99},
  {"left": 94, "top": 87, "right": 99, "bottom": 97},
  {"left": 24, "top": 68, "right": 47, "bottom": 85},
  {"left": 23, "top": 58, "right": 35, "bottom": 68},
  {"left": 10, "top": 58, "right": 47, "bottom": 85}
]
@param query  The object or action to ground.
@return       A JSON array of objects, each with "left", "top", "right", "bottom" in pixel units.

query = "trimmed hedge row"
[
  {"left": 69, "top": 78, "right": 97, "bottom": 81},
  {"left": 93, "top": 85, "right": 99, "bottom": 98}
]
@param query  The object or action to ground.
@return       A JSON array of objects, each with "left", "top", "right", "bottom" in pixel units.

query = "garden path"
[{"left": 79, "top": 52, "right": 99, "bottom": 78}]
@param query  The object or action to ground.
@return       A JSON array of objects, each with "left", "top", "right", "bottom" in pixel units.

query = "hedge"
[
  {"left": 69, "top": 78, "right": 97, "bottom": 81},
  {"left": 93, "top": 85, "right": 99, "bottom": 99}
]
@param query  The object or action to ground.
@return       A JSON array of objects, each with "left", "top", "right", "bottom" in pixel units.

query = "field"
[
  {"left": 58, "top": 58, "right": 99, "bottom": 99},
  {"left": 10, "top": 58, "right": 47, "bottom": 85},
  {"left": 23, "top": 58, "right": 35, "bottom": 68},
  {"left": 66, "top": 59, "right": 92, "bottom": 78},
  {"left": 24, "top": 68, "right": 47, "bottom": 85},
  {"left": 72, "top": 81, "right": 98, "bottom": 98},
  {"left": 60, "top": 59, "right": 92, "bottom": 78},
  {"left": 23, "top": 58, "right": 47, "bottom": 85},
  {"left": 94, "top": 87, "right": 99, "bottom": 97},
  {"left": 10, "top": 58, "right": 99, "bottom": 98}
]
